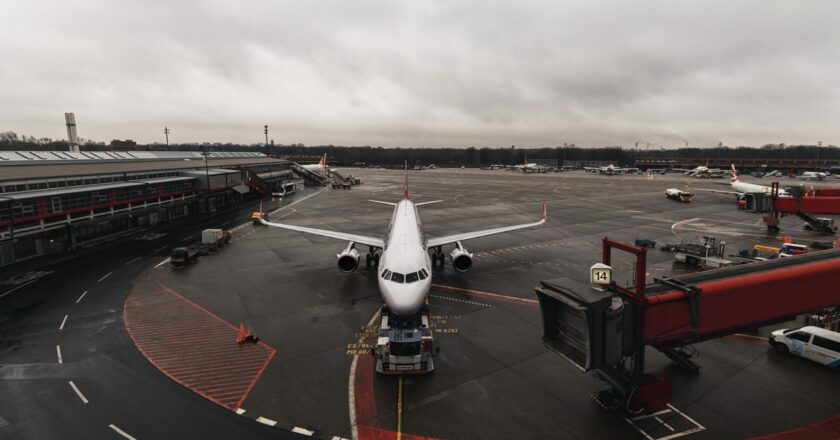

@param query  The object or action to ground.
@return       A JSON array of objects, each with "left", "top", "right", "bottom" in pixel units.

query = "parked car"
[{"left": 769, "top": 326, "right": 840, "bottom": 368}]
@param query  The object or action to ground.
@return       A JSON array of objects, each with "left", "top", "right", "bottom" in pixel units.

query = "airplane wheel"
[
  {"left": 374, "top": 253, "right": 380, "bottom": 268},
  {"left": 431, "top": 254, "right": 438, "bottom": 266},
  {"left": 437, "top": 254, "right": 445, "bottom": 267},
  {"left": 366, "top": 254, "right": 372, "bottom": 268}
]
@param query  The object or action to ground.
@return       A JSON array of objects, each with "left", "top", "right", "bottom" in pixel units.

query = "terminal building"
[{"left": 0, "top": 151, "right": 294, "bottom": 266}]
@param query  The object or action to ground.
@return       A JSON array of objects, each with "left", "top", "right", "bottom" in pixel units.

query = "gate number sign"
[{"left": 590, "top": 263, "right": 612, "bottom": 285}]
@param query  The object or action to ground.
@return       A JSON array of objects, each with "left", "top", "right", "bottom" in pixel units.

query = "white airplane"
[
  {"left": 798, "top": 171, "right": 829, "bottom": 181},
  {"left": 511, "top": 155, "right": 545, "bottom": 173},
  {"left": 302, "top": 153, "right": 329, "bottom": 174},
  {"left": 259, "top": 167, "right": 546, "bottom": 315},
  {"left": 696, "top": 164, "right": 790, "bottom": 199},
  {"left": 585, "top": 164, "right": 626, "bottom": 175}
]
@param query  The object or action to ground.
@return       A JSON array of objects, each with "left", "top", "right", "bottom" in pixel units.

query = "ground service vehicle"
[
  {"left": 374, "top": 306, "right": 436, "bottom": 374},
  {"left": 201, "top": 228, "right": 230, "bottom": 248},
  {"left": 666, "top": 188, "right": 694, "bottom": 202},
  {"left": 770, "top": 326, "right": 840, "bottom": 368},
  {"left": 170, "top": 247, "right": 202, "bottom": 267}
]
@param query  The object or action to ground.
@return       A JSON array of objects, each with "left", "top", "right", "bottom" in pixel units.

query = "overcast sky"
[{"left": 1, "top": 1, "right": 839, "bottom": 148}]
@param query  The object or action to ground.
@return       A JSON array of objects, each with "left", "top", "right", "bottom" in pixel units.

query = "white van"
[{"left": 769, "top": 326, "right": 840, "bottom": 368}]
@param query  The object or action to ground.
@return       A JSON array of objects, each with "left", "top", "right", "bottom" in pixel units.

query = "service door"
[{"left": 786, "top": 331, "right": 812, "bottom": 358}]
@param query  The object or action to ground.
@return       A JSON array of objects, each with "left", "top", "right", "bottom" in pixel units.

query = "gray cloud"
[{"left": 1, "top": 1, "right": 839, "bottom": 147}]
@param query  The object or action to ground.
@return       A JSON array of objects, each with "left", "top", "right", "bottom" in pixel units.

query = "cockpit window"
[
  {"left": 417, "top": 270, "right": 426, "bottom": 280},
  {"left": 381, "top": 269, "right": 391, "bottom": 279},
  {"left": 406, "top": 272, "right": 419, "bottom": 283},
  {"left": 391, "top": 272, "right": 405, "bottom": 283}
]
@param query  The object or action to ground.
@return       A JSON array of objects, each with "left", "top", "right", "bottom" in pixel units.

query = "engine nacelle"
[
  {"left": 337, "top": 247, "right": 360, "bottom": 273},
  {"left": 449, "top": 243, "right": 473, "bottom": 272}
]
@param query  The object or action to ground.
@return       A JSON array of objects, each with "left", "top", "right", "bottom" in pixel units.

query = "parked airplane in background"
[
  {"left": 302, "top": 153, "right": 330, "bottom": 174},
  {"left": 511, "top": 155, "right": 545, "bottom": 173},
  {"left": 259, "top": 166, "right": 546, "bottom": 316},
  {"left": 687, "top": 164, "right": 724, "bottom": 178},
  {"left": 584, "top": 164, "right": 629, "bottom": 175},
  {"left": 798, "top": 171, "right": 829, "bottom": 181},
  {"left": 695, "top": 164, "right": 790, "bottom": 199}
]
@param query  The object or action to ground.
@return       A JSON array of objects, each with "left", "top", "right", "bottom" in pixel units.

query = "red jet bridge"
[
  {"left": 536, "top": 238, "right": 840, "bottom": 414},
  {"left": 748, "top": 182, "right": 840, "bottom": 234}
]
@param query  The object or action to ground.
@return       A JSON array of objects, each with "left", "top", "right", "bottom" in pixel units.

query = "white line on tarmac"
[
  {"left": 256, "top": 416, "right": 277, "bottom": 426},
  {"left": 292, "top": 427, "right": 314, "bottom": 436},
  {"left": 56, "top": 345, "right": 63, "bottom": 364},
  {"left": 97, "top": 272, "right": 111, "bottom": 283},
  {"left": 124, "top": 257, "right": 141, "bottom": 266},
  {"left": 0, "top": 279, "right": 37, "bottom": 299},
  {"left": 180, "top": 235, "right": 194, "bottom": 242},
  {"left": 68, "top": 381, "right": 88, "bottom": 404},
  {"left": 235, "top": 408, "right": 246, "bottom": 415},
  {"left": 154, "top": 258, "right": 170, "bottom": 268},
  {"left": 154, "top": 245, "right": 169, "bottom": 252},
  {"left": 348, "top": 310, "right": 381, "bottom": 440},
  {"left": 59, "top": 314, "right": 68, "bottom": 330},
  {"left": 109, "top": 424, "right": 137, "bottom": 440},
  {"left": 76, "top": 290, "right": 88, "bottom": 304}
]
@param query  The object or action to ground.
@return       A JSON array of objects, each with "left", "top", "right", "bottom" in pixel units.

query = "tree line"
[{"left": 1, "top": 131, "right": 836, "bottom": 166}]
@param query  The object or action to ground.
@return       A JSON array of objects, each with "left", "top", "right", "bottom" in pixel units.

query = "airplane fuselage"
[
  {"left": 376, "top": 200, "right": 432, "bottom": 315},
  {"left": 731, "top": 179, "right": 789, "bottom": 196}
]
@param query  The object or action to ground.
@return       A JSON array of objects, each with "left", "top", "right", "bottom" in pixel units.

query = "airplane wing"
[
  {"left": 694, "top": 188, "right": 741, "bottom": 196},
  {"left": 425, "top": 204, "right": 546, "bottom": 248},
  {"left": 260, "top": 218, "right": 384, "bottom": 248}
]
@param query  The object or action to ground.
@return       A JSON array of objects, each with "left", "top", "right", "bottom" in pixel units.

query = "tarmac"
[{"left": 1, "top": 168, "right": 839, "bottom": 439}]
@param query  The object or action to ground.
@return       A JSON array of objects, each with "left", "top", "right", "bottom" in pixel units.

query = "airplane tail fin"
[
  {"left": 319, "top": 153, "right": 327, "bottom": 167},
  {"left": 403, "top": 160, "right": 409, "bottom": 200},
  {"left": 730, "top": 164, "right": 738, "bottom": 182},
  {"left": 541, "top": 202, "right": 548, "bottom": 223}
]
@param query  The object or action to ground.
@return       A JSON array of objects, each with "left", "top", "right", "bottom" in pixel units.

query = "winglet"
[
  {"left": 730, "top": 164, "right": 738, "bottom": 182},
  {"left": 541, "top": 203, "right": 548, "bottom": 223},
  {"left": 403, "top": 160, "right": 409, "bottom": 200}
]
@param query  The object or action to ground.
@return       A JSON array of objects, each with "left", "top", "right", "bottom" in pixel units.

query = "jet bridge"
[
  {"left": 536, "top": 238, "right": 840, "bottom": 414},
  {"left": 748, "top": 182, "right": 840, "bottom": 233}
]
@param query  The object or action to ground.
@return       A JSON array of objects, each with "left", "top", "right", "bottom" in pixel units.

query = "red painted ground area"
[
  {"left": 124, "top": 276, "right": 276, "bottom": 410},
  {"left": 751, "top": 413, "right": 840, "bottom": 440}
]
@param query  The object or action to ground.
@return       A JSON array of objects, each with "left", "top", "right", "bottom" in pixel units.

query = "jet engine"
[
  {"left": 449, "top": 242, "right": 473, "bottom": 272},
  {"left": 337, "top": 244, "right": 360, "bottom": 273}
]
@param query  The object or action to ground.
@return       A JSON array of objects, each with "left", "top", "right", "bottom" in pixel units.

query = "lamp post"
[
  {"left": 264, "top": 125, "right": 269, "bottom": 157},
  {"left": 164, "top": 127, "right": 170, "bottom": 146}
]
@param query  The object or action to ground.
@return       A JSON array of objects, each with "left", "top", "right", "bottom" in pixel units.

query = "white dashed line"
[
  {"left": 109, "top": 424, "right": 137, "bottom": 440},
  {"left": 68, "top": 381, "right": 88, "bottom": 404},
  {"left": 153, "top": 258, "right": 170, "bottom": 268},
  {"left": 429, "top": 294, "right": 492, "bottom": 308},
  {"left": 256, "top": 416, "right": 277, "bottom": 426},
  {"left": 332, "top": 437, "right": 351, "bottom": 440},
  {"left": 56, "top": 345, "right": 63, "bottom": 364},
  {"left": 59, "top": 314, "right": 68, "bottom": 330},
  {"left": 124, "top": 257, "right": 141, "bottom": 266},
  {"left": 97, "top": 272, "right": 111, "bottom": 283},
  {"left": 235, "top": 408, "right": 246, "bottom": 415},
  {"left": 154, "top": 245, "right": 169, "bottom": 252},
  {"left": 0, "top": 279, "right": 38, "bottom": 299},
  {"left": 292, "top": 427, "right": 314, "bottom": 436},
  {"left": 75, "top": 290, "right": 88, "bottom": 304},
  {"left": 180, "top": 235, "right": 194, "bottom": 242}
]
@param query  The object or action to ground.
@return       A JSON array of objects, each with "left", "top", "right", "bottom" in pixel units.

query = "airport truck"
[
  {"left": 170, "top": 247, "right": 203, "bottom": 267},
  {"left": 374, "top": 306, "right": 436, "bottom": 374},
  {"left": 665, "top": 188, "right": 694, "bottom": 203},
  {"left": 201, "top": 228, "right": 231, "bottom": 249}
]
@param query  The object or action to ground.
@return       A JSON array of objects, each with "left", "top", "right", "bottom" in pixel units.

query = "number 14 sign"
[{"left": 590, "top": 263, "right": 612, "bottom": 286}]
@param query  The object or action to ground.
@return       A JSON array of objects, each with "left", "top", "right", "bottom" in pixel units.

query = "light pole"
[
  {"left": 201, "top": 146, "right": 210, "bottom": 193},
  {"left": 164, "top": 126, "right": 170, "bottom": 146},
  {"left": 264, "top": 125, "right": 269, "bottom": 156},
  {"left": 817, "top": 141, "right": 822, "bottom": 169}
]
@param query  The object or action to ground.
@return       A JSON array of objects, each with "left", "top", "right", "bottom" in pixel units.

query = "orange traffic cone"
[{"left": 782, "top": 236, "right": 792, "bottom": 244}]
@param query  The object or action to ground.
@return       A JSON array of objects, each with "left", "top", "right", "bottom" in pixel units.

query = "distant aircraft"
[
  {"left": 798, "top": 171, "right": 829, "bottom": 181},
  {"left": 696, "top": 164, "right": 790, "bottom": 199},
  {"left": 583, "top": 164, "right": 627, "bottom": 175},
  {"left": 259, "top": 164, "right": 546, "bottom": 316},
  {"left": 302, "top": 153, "right": 329, "bottom": 174},
  {"left": 511, "top": 155, "right": 545, "bottom": 173}
]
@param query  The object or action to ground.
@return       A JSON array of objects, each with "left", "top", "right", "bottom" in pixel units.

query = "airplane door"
[{"left": 786, "top": 331, "right": 811, "bottom": 358}]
